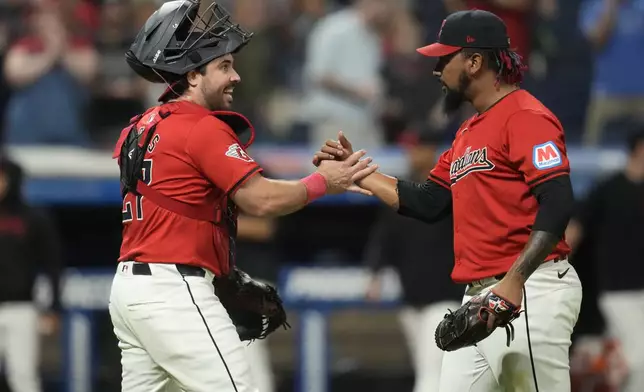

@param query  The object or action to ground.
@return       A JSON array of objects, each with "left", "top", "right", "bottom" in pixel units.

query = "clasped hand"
[{"left": 311, "top": 131, "right": 373, "bottom": 195}]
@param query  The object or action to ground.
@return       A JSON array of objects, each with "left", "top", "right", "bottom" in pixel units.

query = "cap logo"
[
  {"left": 466, "top": 36, "right": 476, "bottom": 43},
  {"left": 438, "top": 19, "right": 447, "bottom": 39}
]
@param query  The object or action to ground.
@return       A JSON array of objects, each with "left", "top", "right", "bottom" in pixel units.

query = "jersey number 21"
[{"left": 122, "top": 159, "right": 153, "bottom": 223}]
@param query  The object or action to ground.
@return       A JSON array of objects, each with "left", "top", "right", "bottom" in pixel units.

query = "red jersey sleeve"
[
  {"left": 427, "top": 148, "right": 452, "bottom": 189},
  {"left": 505, "top": 110, "right": 570, "bottom": 188},
  {"left": 186, "top": 116, "right": 262, "bottom": 195}
]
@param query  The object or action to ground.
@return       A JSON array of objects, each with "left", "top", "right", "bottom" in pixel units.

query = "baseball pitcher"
[{"left": 314, "top": 10, "right": 582, "bottom": 392}]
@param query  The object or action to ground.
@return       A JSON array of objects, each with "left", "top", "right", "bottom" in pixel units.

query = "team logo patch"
[
  {"left": 533, "top": 141, "right": 562, "bottom": 170},
  {"left": 450, "top": 146, "right": 495, "bottom": 184},
  {"left": 225, "top": 143, "right": 254, "bottom": 163}
]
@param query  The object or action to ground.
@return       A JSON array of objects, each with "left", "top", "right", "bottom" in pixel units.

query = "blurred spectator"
[
  {"left": 380, "top": 0, "right": 446, "bottom": 144},
  {"left": 0, "top": 155, "right": 62, "bottom": 392},
  {"left": 0, "top": 0, "right": 27, "bottom": 144},
  {"left": 228, "top": 0, "right": 278, "bottom": 141},
  {"left": 363, "top": 134, "right": 462, "bottom": 392},
  {"left": 134, "top": 0, "right": 168, "bottom": 109},
  {"left": 289, "top": 0, "right": 332, "bottom": 80},
  {"left": 61, "top": 0, "right": 100, "bottom": 37},
  {"left": 300, "top": 0, "right": 394, "bottom": 149},
  {"left": 568, "top": 191, "right": 627, "bottom": 392},
  {"left": 527, "top": 0, "right": 593, "bottom": 139},
  {"left": 413, "top": 2, "right": 460, "bottom": 134},
  {"left": 89, "top": 0, "right": 145, "bottom": 147},
  {"left": 566, "top": 128, "right": 644, "bottom": 392},
  {"left": 3, "top": 1, "right": 97, "bottom": 146},
  {"left": 443, "top": 0, "right": 534, "bottom": 60},
  {"left": 580, "top": 0, "right": 644, "bottom": 145},
  {"left": 570, "top": 336, "right": 629, "bottom": 392}
]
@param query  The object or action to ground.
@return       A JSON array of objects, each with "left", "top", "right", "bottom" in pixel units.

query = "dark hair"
[
  {"left": 159, "top": 64, "right": 209, "bottom": 103},
  {"left": 626, "top": 128, "right": 644, "bottom": 154},
  {"left": 461, "top": 48, "right": 527, "bottom": 86}
]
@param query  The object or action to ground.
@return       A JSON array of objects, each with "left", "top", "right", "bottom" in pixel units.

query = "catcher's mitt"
[
  {"left": 215, "top": 267, "right": 290, "bottom": 341},
  {"left": 435, "top": 290, "right": 521, "bottom": 352}
]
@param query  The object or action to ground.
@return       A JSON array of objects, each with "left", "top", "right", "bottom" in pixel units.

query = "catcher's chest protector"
[
  {"left": 117, "top": 107, "right": 168, "bottom": 199},
  {"left": 113, "top": 105, "right": 257, "bottom": 270}
]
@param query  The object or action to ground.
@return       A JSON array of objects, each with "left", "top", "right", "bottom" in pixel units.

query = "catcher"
[{"left": 108, "top": 1, "right": 377, "bottom": 391}]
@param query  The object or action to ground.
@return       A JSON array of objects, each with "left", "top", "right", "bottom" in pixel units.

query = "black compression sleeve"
[
  {"left": 531, "top": 175, "right": 574, "bottom": 238},
  {"left": 396, "top": 179, "right": 452, "bottom": 223}
]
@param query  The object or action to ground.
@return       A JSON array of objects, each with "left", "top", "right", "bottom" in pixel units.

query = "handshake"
[{"left": 309, "top": 131, "right": 376, "bottom": 196}]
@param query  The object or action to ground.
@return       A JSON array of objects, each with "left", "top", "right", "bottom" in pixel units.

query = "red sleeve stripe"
[
  {"left": 527, "top": 168, "right": 570, "bottom": 188},
  {"left": 428, "top": 174, "right": 451, "bottom": 189}
]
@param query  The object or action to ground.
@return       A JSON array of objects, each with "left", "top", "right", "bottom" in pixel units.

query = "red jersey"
[
  {"left": 113, "top": 100, "right": 262, "bottom": 276},
  {"left": 428, "top": 90, "right": 571, "bottom": 283}
]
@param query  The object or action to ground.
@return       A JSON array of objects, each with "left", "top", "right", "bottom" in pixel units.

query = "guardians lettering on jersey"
[{"left": 450, "top": 146, "right": 495, "bottom": 184}]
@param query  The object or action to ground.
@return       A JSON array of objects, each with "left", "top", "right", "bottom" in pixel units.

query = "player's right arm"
[
  {"left": 231, "top": 175, "right": 315, "bottom": 218},
  {"left": 313, "top": 133, "right": 452, "bottom": 224},
  {"left": 355, "top": 171, "right": 452, "bottom": 224},
  {"left": 187, "top": 117, "right": 376, "bottom": 218}
]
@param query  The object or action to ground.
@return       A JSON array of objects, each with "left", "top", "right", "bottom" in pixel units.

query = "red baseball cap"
[{"left": 417, "top": 10, "right": 510, "bottom": 58}]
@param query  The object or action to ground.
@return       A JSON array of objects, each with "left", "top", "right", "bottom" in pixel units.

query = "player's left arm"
[
  {"left": 495, "top": 110, "right": 575, "bottom": 302},
  {"left": 507, "top": 176, "right": 574, "bottom": 281}
]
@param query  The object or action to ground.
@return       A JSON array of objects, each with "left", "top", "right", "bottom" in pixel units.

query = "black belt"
[
  {"left": 469, "top": 256, "right": 566, "bottom": 285},
  {"left": 131, "top": 262, "right": 206, "bottom": 278}
]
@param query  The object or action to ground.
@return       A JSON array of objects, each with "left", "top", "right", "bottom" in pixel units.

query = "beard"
[
  {"left": 201, "top": 82, "right": 236, "bottom": 111},
  {"left": 442, "top": 71, "right": 471, "bottom": 115}
]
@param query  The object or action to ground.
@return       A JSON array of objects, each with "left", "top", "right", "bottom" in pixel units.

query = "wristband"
[{"left": 300, "top": 172, "right": 327, "bottom": 203}]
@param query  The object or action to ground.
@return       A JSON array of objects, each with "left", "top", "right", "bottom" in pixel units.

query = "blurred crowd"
[{"left": 0, "top": 0, "right": 641, "bottom": 150}]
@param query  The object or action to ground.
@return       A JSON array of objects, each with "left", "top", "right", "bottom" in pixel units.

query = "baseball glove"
[
  {"left": 435, "top": 290, "right": 522, "bottom": 352},
  {"left": 215, "top": 267, "right": 290, "bottom": 341}
]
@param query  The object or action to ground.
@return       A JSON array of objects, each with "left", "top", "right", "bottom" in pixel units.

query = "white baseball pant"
[
  {"left": 109, "top": 261, "right": 257, "bottom": 392},
  {"left": 438, "top": 258, "right": 582, "bottom": 392},
  {"left": 399, "top": 300, "right": 461, "bottom": 392},
  {"left": 599, "top": 289, "right": 644, "bottom": 392},
  {"left": 0, "top": 302, "right": 41, "bottom": 392}
]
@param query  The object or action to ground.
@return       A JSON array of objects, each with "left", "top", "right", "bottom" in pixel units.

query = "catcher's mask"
[{"left": 125, "top": 0, "right": 253, "bottom": 86}]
